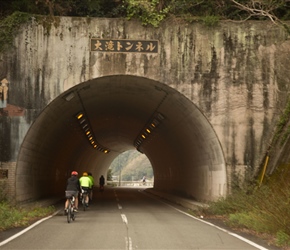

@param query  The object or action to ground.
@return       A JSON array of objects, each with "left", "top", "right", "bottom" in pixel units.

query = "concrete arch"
[{"left": 16, "top": 75, "right": 226, "bottom": 202}]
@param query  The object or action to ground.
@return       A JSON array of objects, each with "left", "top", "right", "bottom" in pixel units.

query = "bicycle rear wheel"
[
  {"left": 67, "top": 204, "right": 71, "bottom": 223},
  {"left": 82, "top": 194, "right": 86, "bottom": 211}
]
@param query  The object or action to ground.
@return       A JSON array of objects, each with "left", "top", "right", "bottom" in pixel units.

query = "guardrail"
[{"left": 107, "top": 180, "right": 153, "bottom": 187}]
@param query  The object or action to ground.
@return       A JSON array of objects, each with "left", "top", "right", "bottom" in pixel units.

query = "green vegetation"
[
  {"left": 1, "top": 0, "right": 290, "bottom": 28},
  {"left": 0, "top": 181, "right": 55, "bottom": 232},
  {"left": 125, "top": 0, "right": 169, "bottom": 27},
  {"left": 272, "top": 96, "right": 290, "bottom": 146},
  {"left": 198, "top": 164, "right": 290, "bottom": 248},
  {"left": 0, "top": 11, "right": 31, "bottom": 53},
  {"left": 0, "top": 202, "right": 55, "bottom": 231},
  {"left": 1, "top": 0, "right": 290, "bottom": 246},
  {"left": 109, "top": 150, "right": 153, "bottom": 181},
  {"left": 0, "top": 1, "right": 289, "bottom": 53}
]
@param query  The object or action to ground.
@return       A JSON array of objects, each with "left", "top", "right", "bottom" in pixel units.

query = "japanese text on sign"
[{"left": 90, "top": 39, "right": 158, "bottom": 53}]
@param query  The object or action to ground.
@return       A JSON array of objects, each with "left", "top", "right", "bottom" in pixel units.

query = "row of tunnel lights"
[
  {"left": 134, "top": 112, "right": 165, "bottom": 150},
  {"left": 76, "top": 111, "right": 165, "bottom": 154},
  {"left": 76, "top": 112, "right": 110, "bottom": 154}
]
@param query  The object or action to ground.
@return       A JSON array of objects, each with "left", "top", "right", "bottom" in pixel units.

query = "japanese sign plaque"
[{"left": 91, "top": 39, "right": 158, "bottom": 53}]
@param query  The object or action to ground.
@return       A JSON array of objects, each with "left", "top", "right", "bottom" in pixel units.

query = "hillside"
[{"left": 109, "top": 150, "right": 153, "bottom": 181}]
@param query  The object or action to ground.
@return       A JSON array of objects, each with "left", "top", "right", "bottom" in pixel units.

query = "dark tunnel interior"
[{"left": 15, "top": 75, "right": 227, "bottom": 203}]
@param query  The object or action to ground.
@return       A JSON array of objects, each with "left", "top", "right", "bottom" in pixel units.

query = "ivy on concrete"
[
  {"left": 272, "top": 96, "right": 290, "bottom": 146},
  {"left": 0, "top": 12, "right": 31, "bottom": 53},
  {"left": 125, "top": 0, "right": 170, "bottom": 27}
]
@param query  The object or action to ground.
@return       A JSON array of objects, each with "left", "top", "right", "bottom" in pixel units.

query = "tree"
[
  {"left": 229, "top": 0, "right": 290, "bottom": 29},
  {"left": 107, "top": 169, "right": 113, "bottom": 181},
  {"left": 124, "top": 0, "right": 170, "bottom": 27}
]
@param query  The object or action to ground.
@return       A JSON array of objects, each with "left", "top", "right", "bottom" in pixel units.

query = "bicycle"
[
  {"left": 80, "top": 188, "right": 89, "bottom": 211},
  {"left": 65, "top": 191, "right": 76, "bottom": 223}
]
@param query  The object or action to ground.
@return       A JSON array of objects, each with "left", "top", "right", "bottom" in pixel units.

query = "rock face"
[{"left": 1, "top": 16, "right": 290, "bottom": 201}]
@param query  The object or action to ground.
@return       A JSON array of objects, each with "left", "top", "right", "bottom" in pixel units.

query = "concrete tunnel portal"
[{"left": 16, "top": 75, "right": 227, "bottom": 203}]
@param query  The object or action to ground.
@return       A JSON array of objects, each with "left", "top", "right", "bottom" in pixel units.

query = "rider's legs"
[
  {"left": 89, "top": 187, "right": 93, "bottom": 201},
  {"left": 81, "top": 187, "right": 90, "bottom": 206},
  {"left": 65, "top": 199, "right": 69, "bottom": 210},
  {"left": 74, "top": 192, "right": 79, "bottom": 209},
  {"left": 64, "top": 191, "right": 78, "bottom": 211}
]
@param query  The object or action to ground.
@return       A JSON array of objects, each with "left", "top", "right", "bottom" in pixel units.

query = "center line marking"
[
  {"left": 125, "top": 237, "right": 132, "bottom": 250},
  {"left": 121, "top": 214, "right": 128, "bottom": 225}
]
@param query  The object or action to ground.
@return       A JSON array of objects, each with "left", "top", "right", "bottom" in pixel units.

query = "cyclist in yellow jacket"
[
  {"left": 88, "top": 172, "right": 94, "bottom": 201},
  {"left": 79, "top": 172, "right": 93, "bottom": 207}
]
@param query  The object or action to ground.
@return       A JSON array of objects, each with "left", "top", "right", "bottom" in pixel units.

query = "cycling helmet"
[
  {"left": 83, "top": 172, "right": 88, "bottom": 176},
  {"left": 71, "top": 171, "right": 78, "bottom": 176}
]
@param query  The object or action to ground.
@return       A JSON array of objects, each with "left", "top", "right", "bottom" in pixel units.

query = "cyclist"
[
  {"left": 64, "top": 171, "right": 80, "bottom": 213},
  {"left": 99, "top": 175, "right": 105, "bottom": 192},
  {"left": 79, "top": 172, "right": 93, "bottom": 207},
  {"left": 88, "top": 172, "right": 94, "bottom": 201}
]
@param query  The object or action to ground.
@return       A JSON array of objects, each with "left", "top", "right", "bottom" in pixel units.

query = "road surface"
[{"left": 0, "top": 187, "right": 271, "bottom": 249}]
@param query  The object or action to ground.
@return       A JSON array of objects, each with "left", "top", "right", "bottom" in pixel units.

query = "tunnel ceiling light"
[
  {"left": 76, "top": 112, "right": 84, "bottom": 120},
  {"left": 134, "top": 112, "right": 165, "bottom": 151},
  {"left": 75, "top": 111, "right": 110, "bottom": 154},
  {"left": 133, "top": 87, "right": 168, "bottom": 151},
  {"left": 152, "top": 119, "right": 160, "bottom": 127}
]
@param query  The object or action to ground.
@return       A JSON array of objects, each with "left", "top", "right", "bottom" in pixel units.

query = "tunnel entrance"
[{"left": 15, "top": 75, "right": 226, "bottom": 203}]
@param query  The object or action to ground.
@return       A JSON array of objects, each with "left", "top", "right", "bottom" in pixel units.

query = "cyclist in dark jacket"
[
  {"left": 64, "top": 171, "right": 80, "bottom": 212},
  {"left": 99, "top": 175, "right": 105, "bottom": 192}
]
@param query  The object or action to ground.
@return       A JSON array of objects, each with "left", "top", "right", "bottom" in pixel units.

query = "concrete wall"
[{"left": 1, "top": 16, "right": 290, "bottom": 200}]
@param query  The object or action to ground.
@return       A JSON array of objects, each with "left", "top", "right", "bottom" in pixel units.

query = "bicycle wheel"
[
  {"left": 67, "top": 204, "right": 71, "bottom": 223},
  {"left": 71, "top": 207, "right": 75, "bottom": 221},
  {"left": 82, "top": 194, "right": 86, "bottom": 211}
]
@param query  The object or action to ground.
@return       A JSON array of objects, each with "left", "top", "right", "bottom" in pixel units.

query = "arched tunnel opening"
[
  {"left": 109, "top": 150, "right": 153, "bottom": 184},
  {"left": 16, "top": 75, "right": 227, "bottom": 203}
]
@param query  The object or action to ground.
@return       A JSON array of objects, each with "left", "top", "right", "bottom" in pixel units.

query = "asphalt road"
[{"left": 0, "top": 187, "right": 273, "bottom": 250}]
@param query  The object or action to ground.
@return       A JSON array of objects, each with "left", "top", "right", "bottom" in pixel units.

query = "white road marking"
[
  {"left": 167, "top": 203, "right": 269, "bottom": 250},
  {"left": 125, "top": 237, "right": 132, "bottom": 250},
  {"left": 121, "top": 214, "right": 128, "bottom": 225},
  {"left": 141, "top": 191, "right": 269, "bottom": 250},
  {"left": 0, "top": 211, "right": 58, "bottom": 247},
  {"left": 118, "top": 203, "right": 122, "bottom": 209}
]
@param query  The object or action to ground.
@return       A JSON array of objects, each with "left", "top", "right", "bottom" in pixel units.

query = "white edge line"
[
  {"left": 0, "top": 210, "right": 59, "bottom": 247},
  {"left": 141, "top": 191, "right": 269, "bottom": 250},
  {"left": 169, "top": 205, "right": 269, "bottom": 250}
]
